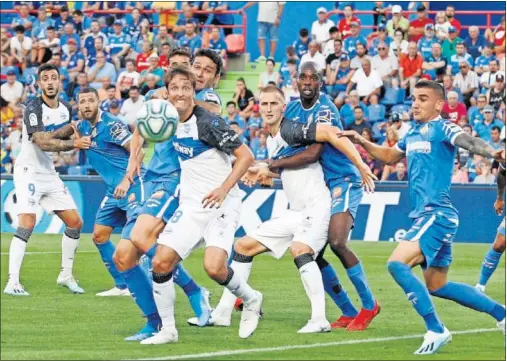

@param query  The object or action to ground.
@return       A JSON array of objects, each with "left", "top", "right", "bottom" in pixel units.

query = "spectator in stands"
[
  {"left": 69, "top": 72, "right": 89, "bottom": 104},
  {"left": 346, "top": 106, "right": 371, "bottom": 133},
  {"left": 153, "top": 25, "right": 176, "bottom": 54},
  {"left": 1, "top": 71, "right": 23, "bottom": 109},
  {"left": 136, "top": 40, "right": 154, "bottom": 72},
  {"left": 442, "top": 74, "right": 462, "bottom": 99},
  {"left": 469, "top": 94, "right": 488, "bottom": 127},
  {"left": 372, "top": 2, "right": 391, "bottom": 29},
  {"left": 140, "top": 74, "right": 160, "bottom": 96},
  {"left": 379, "top": 125, "right": 400, "bottom": 180},
  {"left": 474, "top": 160, "right": 495, "bottom": 184},
  {"left": 443, "top": 91, "right": 467, "bottom": 124},
  {"left": 60, "top": 23, "right": 81, "bottom": 56},
  {"left": 204, "top": 2, "right": 235, "bottom": 37},
  {"left": 244, "top": 1, "right": 285, "bottom": 62},
  {"left": 229, "top": 121, "right": 248, "bottom": 144},
  {"left": 207, "top": 26, "right": 227, "bottom": 57},
  {"left": 369, "top": 23, "right": 393, "bottom": 56},
  {"left": 487, "top": 74, "right": 505, "bottom": 111},
  {"left": 32, "top": 7, "right": 54, "bottom": 41},
  {"left": 339, "top": 89, "right": 367, "bottom": 125},
  {"left": 132, "top": 20, "right": 154, "bottom": 54},
  {"left": 422, "top": 42, "right": 447, "bottom": 81},
  {"left": 480, "top": 59, "right": 505, "bottom": 92},
  {"left": 178, "top": 21, "right": 203, "bottom": 55},
  {"left": 442, "top": 26, "right": 463, "bottom": 59},
  {"left": 408, "top": 4, "right": 433, "bottom": 43},
  {"left": 448, "top": 42, "right": 474, "bottom": 76},
  {"left": 120, "top": 86, "right": 144, "bottom": 130},
  {"left": 322, "top": 27, "right": 341, "bottom": 58},
  {"left": 284, "top": 76, "right": 300, "bottom": 103},
  {"left": 173, "top": 5, "right": 199, "bottom": 40},
  {"left": 87, "top": 51, "right": 117, "bottom": 89},
  {"left": 311, "top": 7, "right": 335, "bottom": 51},
  {"left": 158, "top": 43, "right": 172, "bottom": 71},
  {"left": 11, "top": 4, "right": 34, "bottom": 34},
  {"left": 390, "top": 29, "right": 409, "bottom": 57},
  {"left": 50, "top": 53, "right": 70, "bottom": 90},
  {"left": 280, "top": 58, "right": 298, "bottom": 91},
  {"left": 108, "top": 99, "right": 123, "bottom": 118},
  {"left": 451, "top": 159, "right": 469, "bottom": 183},
  {"left": 434, "top": 11, "right": 451, "bottom": 41},
  {"left": 474, "top": 45, "right": 496, "bottom": 76},
  {"left": 86, "top": 37, "right": 112, "bottom": 71},
  {"left": 485, "top": 16, "right": 506, "bottom": 58},
  {"left": 54, "top": 6, "right": 72, "bottom": 34},
  {"left": 234, "top": 78, "right": 255, "bottom": 119},
  {"left": 224, "top": 101, "right": 246, "bottom": 129},
  {"left": 97, "top": 77, "right": 121, "bottom": 101},
  {"left": 100, "top": 85, "right": 121, "bottom": 112},
  {"left": 355, "top": 128, "right": 374, "bottom": 161},
  {"left": 117, "top": 59, "right": 140, "bottom": 99},
  {"left": 391, "top": 112, "right": 411, "bottom": 138},
  {"left": 386, "top": 5, "right": 409, "bottom": 38},
  {"left": 32, "top": 26, "right": 59, "bottom": 65},
  {"left": 489, "top": 126, "right": 503, "bottom": 150},
  {"left": 251, "top": 131, "right": 268, "bottom": 161},
  {"left": 83, "top": 20, "right": 108, "bottom": 56},
  {"left": 0, "top": 96, "right": 14, "bottom": 125},
  {"left": 475, "top": 105, "right": 503, "bottom": 141},
  {"left": 338, "top": 4, "right": 360, "bottom": 39},
  {"left": 139, "top": 54, "right": 165, "bottom": 88},
  {"left": 1, "top": 29, "right": 9, "bottom": 58},
  {"left": 350, "top": 42, "right": 371, "bottom": 70},
  {"left": 258, "top": 58, "right": 280, "bottom": 88},
  {"left": 9, "top": 25, "right": 31, "bottom": 70},
  {"left": 327, "top": 55, "right": 353, "bottom": 105},
  {"left": 247, "top": 104, "right": 263, "bottom": 129},
  {"left": 299, "top": 40, "right": 326, "bottom": 74},
  {"left": 453, "top": 61, "right": 479, "bottom": 108},
  {"left": 108, "top": 21, "right": 132, "bottom": 71},
  {"left": 387, "top": 162, "right": 408, "bottom": 181},
  {"left": 399, "top": 41, "right": 422, "bottom": 96},
  {"left": 372, "top": 42, "right": 399, "bottom": 89},
  {"left": 445, "top": 5, "right": 462, "bottom": 33},
  {"left": 71, "top": 10, "right": 90, "bottom": 37},
  {"left": 343, "top": 21, "right": 367, "bottom": 58},
  {"left": 417, "top": 24, "right": 438, "bottom": 59},
  {"left": 127, "top": 8, "right": 144, "bottom": 40},
  {"left": 293, "top": 28, "right": 311, "bottom": 59},
  {"left": 464, "top": 26, "right": 487, "bottom": 60}
]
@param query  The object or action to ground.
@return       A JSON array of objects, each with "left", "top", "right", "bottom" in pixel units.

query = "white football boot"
[
  {"left": 238, "top": 291, "right": 263, "bottom": 339},
  {"left": 57, "top": 273, "right": 85, "bottom": 294},
  {"left": 140, "top": 327, "right": 178, "bottom": 345},
  {"left": 96, "top": 287, "right": 130, "bottom": 297},
  {"left": 414, "top": 327, "right": 452, "bottom": 355},
  {"left": 297, "top": 319, "right": 332, "bottom": 334},
  {"left": 3, "top": 282, "right": 30, "bottom": 296}
]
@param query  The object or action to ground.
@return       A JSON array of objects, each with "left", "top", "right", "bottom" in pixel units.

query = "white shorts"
[
  {"left": 158, "top": 196, "right": 241, "bottom": 260},
  {"left": 249, "top": 202, "right": 330, "bottom": 259},
  {"left": 13, "top": 166, "right": 77, "bottom": 215}
]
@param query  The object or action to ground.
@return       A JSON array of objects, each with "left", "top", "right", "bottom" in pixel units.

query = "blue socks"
[
  {"left": 346, "top": 262, "right": 376, "bottom": 310},
  {"left": 430, "top": 281, "right": 506, "bottom": 322},
  {"left": 388, "top": 261, "right": 444, "bottom": 333},
  {"left": 478, "top": 248, "right": 504, "bottom": 287},
  {"left": 95, "top": 241, "right": 127, "bottom": 289},
  {"left": 321, "top": 264, "right": 358, "bottom": 317},
  {"left": 120, "top": 265, "right": 161, "bottom": 328},
  {"left": 173, "top": 263, "right": 200, "bottom": 296}
]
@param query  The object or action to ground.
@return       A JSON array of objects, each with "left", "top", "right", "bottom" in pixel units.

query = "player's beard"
[
  {"left": 83, "top": 108, "right": 99, "bottom": 122},
  {"left": 43, "top": 88, "right": 59, "bottom": 99}
]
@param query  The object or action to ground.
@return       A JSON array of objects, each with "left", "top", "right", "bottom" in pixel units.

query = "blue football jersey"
[
  {"left": 144, "top": 140, "right": 181, "bottom": 183},
  {"left": 395, "top": 118, "right": 464, "bottom": 218},
  {"left": 285, "top": 93, "right": 361, "bottom": 185},
  {"left": 108, "top": 33, "right": 131, "bottom": 56},
  {"left": 77, "top": 111, "right": 145, "bottom": 192},
  {"left": 196, "top": 88, "right": 222, "bottom": 107},
  {"left": 417, "top": 36, "right": 439, "bottom": 59}
]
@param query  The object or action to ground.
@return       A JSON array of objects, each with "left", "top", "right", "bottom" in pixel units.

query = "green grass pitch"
[{"left": 1, "top": 233, "right": 505, "bottom": 360}]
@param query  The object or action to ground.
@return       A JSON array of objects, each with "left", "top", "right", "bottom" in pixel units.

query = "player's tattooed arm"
[
  {"left": 454, "top": 133, "right": 504, "bottom": 161},
  {"left": 31, "top": 131, "right": 91, "bottom": 151},
  {"left": 268, "top": 144, "right": 324, "bottom": 172},
  {"left": 51, "top": 124, "right": 76, "bottom": 140}
]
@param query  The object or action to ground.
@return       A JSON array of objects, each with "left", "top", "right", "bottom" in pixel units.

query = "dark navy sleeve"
[
  {"left": 279, "top": 118, "right": 318, "bottom": 147},
  {"left": 23, "top": 98, "right": 45, "bottom": 136},
  {"left": 197, "top": 111, "right": 243, "bottom": 155}
]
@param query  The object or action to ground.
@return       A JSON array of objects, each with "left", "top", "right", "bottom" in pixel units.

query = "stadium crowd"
[{"left": 0, "top": 1, "right": 505, "bottom": 183}]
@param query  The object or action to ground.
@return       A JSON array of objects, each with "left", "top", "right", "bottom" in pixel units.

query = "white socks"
[
  {"left": 299, "top": 261, "right": 326, "bottom": 321},
  {"left": 8, "top": 236, "right": 27, "bottom": 284},
  {"left": 61, "top": 232, "right": 79, "bottom": 277},
  {"left": 223, "top": 266, "right": 256, "bottom": 304},
  {"left": 153, "top": 277, "right": 176, "bottom": 329},
  {"left": 216, "top": 260, "right": 253, "bottom": 317}
]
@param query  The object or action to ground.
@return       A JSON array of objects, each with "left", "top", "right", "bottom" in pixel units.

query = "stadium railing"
[{"left": 0, "top": 8, "right": 247, "bottom": 52}]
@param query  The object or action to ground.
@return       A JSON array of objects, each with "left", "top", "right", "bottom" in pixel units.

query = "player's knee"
[
  {"left": 290, "top": 243, "right": 314, "bottom": 259},
  {"left": 92, "top": 231, "right": 109, "bottom": 244},
  {"left": 493, "top": 238, "right": 506, "bottom": 253},
  {"left": 18, "top": 214, "right": 36, "bottom": 230},
  {"left": 151, "top": 247, "right": 177, "bottom": 274},
  {"left": 204, "top": 262, "right": 227, "bottom": 283},
  {"left": 66, "top": 216, "right": 83, "bottom": 230},
  {"left": 329, "top": 238, "right": 349, "bottom": 255},
  {"left": 234, "top": 237, "right": 261, "bottom": 257}
]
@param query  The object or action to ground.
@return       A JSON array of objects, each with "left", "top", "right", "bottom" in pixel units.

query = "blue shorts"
[
  {"left": 95, "top": 183, "right": 143, "bottom": 229},
  {"left": 121, "top": 178, "right": 180, "bottom": 240},
  {"left": 328, "top": 180, "right": 363, "bottom": 220},
  {"left": 257, "top": 21, "right": 278, "bottom": 41},
  {"left": 498, "top": 217, "right": 505, "bottom": 236},
  {"left": 403, "top": 211, "right": 460, "bottom": 269}
]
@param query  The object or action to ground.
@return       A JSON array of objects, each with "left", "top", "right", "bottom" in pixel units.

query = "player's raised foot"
[
  {"left": 3, "top": 282, "right": 30, "bottom": 296},
  {"left": 140, "top": 327, "right": 178, "bottom": 345},
  {"left": 239, "top": 291, "right": 263, "bottom": 339},
  {"left": 96, "top": 286, "right": 130, "bottom": 297},
  {"left": 125, "top": 322, "right": 160, "bottom": 341},
  {"left": 331, "top": 315, "right": 356, "bottom": 329},
  {"left": 475, "top": 284, "right": 486, "bottom": 293},
  {"left": 188, "top": 287, "right": 212, "bottom": 326},
  {"left": 414, "top": 327, "right": 452, "bottom": 355},
  {"left": 297, "top": 319, "right": 331, "bottom": 334},
  {"left": 346, "top": 301, "right": 380, "bottom": 331},
  {"left": 56, "top": 274, "right": 85, "bottom": 294}
]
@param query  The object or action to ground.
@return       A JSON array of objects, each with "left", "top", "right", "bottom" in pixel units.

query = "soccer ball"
[{"left": 135, "top": 99, "right": 179, "bottom": 143}]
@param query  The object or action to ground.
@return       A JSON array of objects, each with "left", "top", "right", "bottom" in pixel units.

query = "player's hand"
[
  {"left": 241, "top": 163, "right": 270, "bottom": 187},
  {"left": 73, "top": 136, "right": 92, "bottom": 149},
  {"left": 492, "top": 149, "right": 506, "bottom": 163},
  {"left": 259, "top": 175, "right": 274, "bottom": 188},
  {"left": 358, "top": 162, "right": 378, "bottom": 193},
  {"left": 114, "top": 178, "right": 131, "bottom": 199},
  {"left": 202, "top": 187, "right": 228, "bottom": 209},
  {"left": 339, "top": 130, "right": 362, "bottom": 144},
  {"left": 494, "top": 199, "right": 505, "bottom": 216}
]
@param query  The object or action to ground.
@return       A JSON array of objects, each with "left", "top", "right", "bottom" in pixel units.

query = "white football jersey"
[
  {"left": 267, "top": 127, "right": 330, "bottom": 211},
  {"left": 17, "top": 97, "right": 72, "bottom": 175}
]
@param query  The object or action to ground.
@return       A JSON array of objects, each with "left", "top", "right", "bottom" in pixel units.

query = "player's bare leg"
[
  {"left": 327, "top": 212, "right": 379, "bottom": 331},
  {"left": 4, "top": 213, "right": 36, "bottom": 296},
  {"left": 54, "top": 209, "right": 84, "bottom": 294},
  {"left": 93, "top": 224, "right": 129, "bottom": 296}
]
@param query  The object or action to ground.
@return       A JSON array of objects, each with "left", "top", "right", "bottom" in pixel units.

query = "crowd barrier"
[{"left": 0, "top": 175, "right": 501, "bottom": 243}]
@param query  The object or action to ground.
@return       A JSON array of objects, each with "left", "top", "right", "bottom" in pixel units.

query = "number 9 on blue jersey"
[{"left": 135, "top": 99, "right": 179, "bottom": 143}]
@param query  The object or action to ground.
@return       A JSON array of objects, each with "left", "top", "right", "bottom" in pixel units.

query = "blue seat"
[
  {"left": 367, "top": 104, "right": 386, "bottom": 123},
  {"left": 391, "top": 104, "right": 411, "bottom": 115},
  {"left": 381, "top": 88, "right": 404, "bottom": 106}
]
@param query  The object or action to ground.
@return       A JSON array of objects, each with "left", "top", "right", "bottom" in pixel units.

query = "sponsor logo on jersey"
[
  {"left": 219, "top": 132, "right": 239, "bottom": 147},
  {"left": 29, "top": 113, "right": 38, "bottom": 126},
  {"left": 173, "top": 142, "right": 194, "bottom": 158},
  {"left": 110, "top": 123, "right": 129, "bottom": 142},
  {"left": 407, "top": 141, "right": 431, "bottom": 154}
]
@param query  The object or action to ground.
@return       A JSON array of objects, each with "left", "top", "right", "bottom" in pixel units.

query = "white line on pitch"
[
  {"left": 131, "top": 328, "right": 500, "bottom": 361},
  {"left": 0, "top": 251, "right": 97, "bottom": 255}
]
